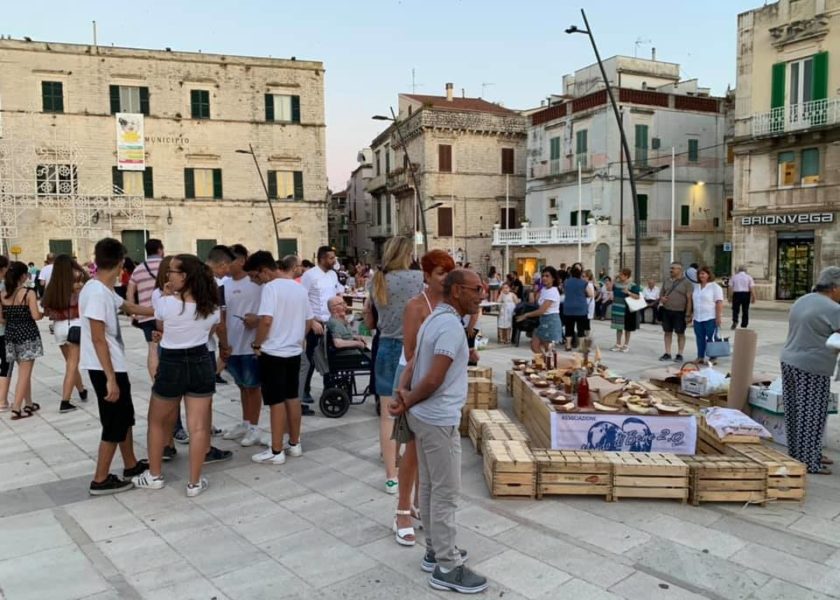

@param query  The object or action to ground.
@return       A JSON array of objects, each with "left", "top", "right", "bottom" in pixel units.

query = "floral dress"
[{"left": 4, "top": 289, "right": 43, "bottom": 361}]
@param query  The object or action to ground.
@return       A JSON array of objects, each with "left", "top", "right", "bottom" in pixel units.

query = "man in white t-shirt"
[
  {"left": 299, "top": 245, "right": 343, "bottom": 403},
  {"left": 220, "top": 244, "right": 264, "bottom": 447},
  {"left": 250, "top": 252, "right": 314, "bottom": 465},
  {"left": 37, "top": 253, "right": 55, "bottom": 294},
  {"left": 80, "top": 238, "right": 154, "bottom": 496}
]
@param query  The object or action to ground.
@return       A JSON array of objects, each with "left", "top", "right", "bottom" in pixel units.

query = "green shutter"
[
  {"left": 293, "top": 171, "right": 304, "bottom": 200},
  {"left": 184, "top": 168, "right": 195, "bottom": 198},
  {"left": 265, "top": 94, "right": 274, "bottom": 122},
  {"left": 812, "top": 52, "right": 828, "bottom": 101},
  {"left": 142, "top": 167, "right": 154, "bottom": 198},
  {"left": 212, "top": 169, "right": 223, "bottom": 199},
  {"left": 801, "top": 148, "right": 820, "bottom": 178},
  {"left": 291, "top": 95, "right": 301, "bottom": 123},
  {"left": 277, "top": 238, "right": 298, "bottom": 256},
  {"left": 688, "top": 139, "right": 699, "bottom": 162},
  {"left": 771, "top": 62, "right": 786, "bottom": 109},
  {"left": 637, "top": 194, "right": 648, "bottom": 221},
  {"left": 109, "top": 85, "right": 121, "bottom": 114},
  {"left": 267, "top": 170, "right": 277, "bottom": 198},
  {"left": 576, "top": 130, "right": 587, "bottom": 154},
  {"left": 112, "top": 166, "right": 124, "bottom": 193},
  {"left": 550, "top": 137, "right": 561, "bottom": 160},
  {"left": 139, "top": 87, "right": 150, "bottom": 115},
  {"left": 680, "top": 205, "right": 690, "bottom": 226},
  {"left": 190, "top": 90, "right": 199, "bottom": 118},
  {"left": 196, "top": 239, "right": 217, "bottom": 260}
]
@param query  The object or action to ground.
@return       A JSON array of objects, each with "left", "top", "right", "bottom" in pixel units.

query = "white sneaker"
[
  {"left": 240, "top": 428, "right": 262, "bottom": 447},
  {"left": 223, "top": 423, "right": 248, "bottom": 440},
  {"left": 132, "top": 470, "right": 165, "bottom": 490},
  {"left": 186, "top": 477, "right": 209, "bottom": 497},
  {"left": 286, "top": 442, "right": 303, "bottom": 458},
  {"left": 385, "top": 479, "right": 399, "bottom": 495},
  {"left": 252, "top": 449, "right": 286, "bottom": 465}
]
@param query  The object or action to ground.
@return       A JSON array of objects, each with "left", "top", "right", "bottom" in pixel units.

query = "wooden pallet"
[
  {"left": 726, "top": 443, "right": 806, "bottom": 501},
  {"left": 697, "top": 417, "right": 762, "bottom": 455},
  {"left": 683, "top": 455, "right": 768, "bottom": 505},
  {"left": 481, "top": 421, "right": 530, "bottom": 455},
  {"left": 468, "top": 365, "right": 493, "bottom": 380},
  {"left": 483, "top": 440, "right": 536, "bottom": 498},
  {"left": 468, "top": 409, "right": 511, "bottom": 453},
  {"left": 606, "top": 452, "right": 689, "bottom": 502},
  {"left": 532, "top": 450, "right": 612, "bottom": 500}
]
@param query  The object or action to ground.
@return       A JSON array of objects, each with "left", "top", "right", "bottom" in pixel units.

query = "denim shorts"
[
  {"left": 374, "top": 337, "right": 403, "bottom": 396},
  {"left": 535, "top": 313, "right": 563, "bottom": 343},
  {"left": 226, "top": 354, "right": 261, "bottom": 388},
  {"left": 153, "top": 346, "right": 216, "bottom": 400}
]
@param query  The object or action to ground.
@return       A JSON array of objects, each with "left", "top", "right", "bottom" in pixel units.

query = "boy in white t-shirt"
[{"left": 80, "top": 238, "right": 154, "bottom": 496}]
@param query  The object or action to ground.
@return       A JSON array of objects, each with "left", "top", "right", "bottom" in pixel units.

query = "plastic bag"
[
  {"left": 696, "top": 367, "right": 728, "bottom": 393},
  {"left": 701, "top": 407, "right": 771, "bottom": 438},
  {"left": 475, "top": 333, "right": 489, "bottom": 350}
]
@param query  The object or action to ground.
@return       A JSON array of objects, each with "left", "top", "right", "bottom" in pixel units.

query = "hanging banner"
[
  {"left": 116, "top": 113, "right": 145, "bottom": 171},
  {"left": 550, "top": 412, "right": 697, "bottom": 455}
]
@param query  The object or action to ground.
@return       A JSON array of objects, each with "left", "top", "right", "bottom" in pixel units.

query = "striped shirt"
[{"left": 129, "top": 256, "right": 162, "bottom": 323}]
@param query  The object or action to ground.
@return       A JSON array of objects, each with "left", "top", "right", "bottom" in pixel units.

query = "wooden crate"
[
  {"left": 727, "top": 443, "right": 806, "bottom": 501},
  {"left": 481, "top": 421, "right": 530, "bottom": 455},
  {"left": 683, "top": 455, "right": 768, "bottom": 505},
  {"left": 606, "top": 452, "right": 689, "bottom": 502},
  {"left": 532, "top": 450, "right": 612, "bottom": 500},
  {"left": 483, "top": 440, "right": 536, "bottom": 498},
  {"left": 468, "top": 365, "right": 493, "bottom": 380},
  {"left": 696, "top": 417, "right": 761, "bottom": 455},
  {"left": 511, "top": 371, "right": 527, "bottom": 420},
  {"left": 469, "top": 378, "right": 498, "bottom": 410},
  {"left": 468, "top": 409, "right": 511, "bottom": 453},
  {"left": 506, "top": 370, "right": 515, "bottom": 394}
]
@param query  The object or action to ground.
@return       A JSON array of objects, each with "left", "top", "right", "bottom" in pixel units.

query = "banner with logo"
[
  {"left": 116, "top": 113, "right": 145, "bottom": 171},
  {"left": 550, "top": 412, "right": 697, "bottom": 455}
]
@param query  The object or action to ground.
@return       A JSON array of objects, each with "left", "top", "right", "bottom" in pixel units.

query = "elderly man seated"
[{"left": 326, "top": 296, "right": 371, "bottom": 367}]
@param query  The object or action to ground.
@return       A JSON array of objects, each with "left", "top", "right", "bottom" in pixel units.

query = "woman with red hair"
[{"left": 392, "top": 249, "right": 455, "bottom": 546}]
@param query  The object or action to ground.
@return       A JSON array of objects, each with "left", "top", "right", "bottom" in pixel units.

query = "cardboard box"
[
  {"left": 748, "top": 385, "right": 838, "bottom": 415},
  {"left": 681, "top": 372, "right": 713, "bottom": 397}
]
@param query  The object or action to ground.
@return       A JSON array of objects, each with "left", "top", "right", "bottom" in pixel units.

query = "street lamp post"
[
  {"left": 236, "top": 144, "right": 283, "bottom": 256},
  {"left": 372, "top": 107, "right": 429, "bottom": 254},
  {"left": 567, "top": 9, "right": 642, "bottom": 280}
]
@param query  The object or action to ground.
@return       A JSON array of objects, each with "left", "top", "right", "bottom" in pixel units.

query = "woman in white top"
[
  {"left": 132, "top": 255, "right": 220, "bottom": 498},
  {"left": 516, "top": 267, "right": 562, "bottom": 353},
  {"left": 690, "top": 265, "right": 724, "bottom": 363}
]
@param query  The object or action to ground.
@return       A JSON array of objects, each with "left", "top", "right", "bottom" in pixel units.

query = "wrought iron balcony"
[
  {"left": 752, "top": 98, "right": 840, "bottom": 137},
  {"left": 492, "top": 223, "right": 596, "bottom": 246}
]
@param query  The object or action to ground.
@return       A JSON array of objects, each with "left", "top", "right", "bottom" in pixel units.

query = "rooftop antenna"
[
  {"left": 92, "top": 20, "right": 97, "bottom": 48},
  {"left": 410, "top": 68, "right": 424, "bottom": 94},
  {"left": 634, "top": 37, "right": 651, "bottom": 58},
  {"left": 481, "top": 82, "right": 495, "bottom": 98}
]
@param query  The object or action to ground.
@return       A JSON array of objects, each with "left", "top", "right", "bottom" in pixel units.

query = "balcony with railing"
[
  {"left": 386, "top": 163, "right": 419, "bottom": 192},
  {"left": 626, "top": 219, "right": 718, "bottom": 239},
  {"left": 752, "top": 98, "right": 840, "bottom": 137},
  {"left": 492, "top": 222, "right": 596, "bottom": 246}
]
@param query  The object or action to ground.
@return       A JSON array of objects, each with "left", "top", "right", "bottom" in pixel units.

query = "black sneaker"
[
  {"left": 301, "top": 394, "right": 315, "bottom": 405},
  {"left": 78, "top": 389, "right": 88, "bottom": 402},
  {"left": 89, "top": 474, "right": 134, "bottom": 496},
  {"left": 302, "top": 405, "right": 315, "bottom": 416},
  {"left": 421, "top": 547, "right": 469, "bottom": 573},
  {"left": 123, "top": 459, "right": 149, "bottom": 479},
  {"left": 204, "top": 446, "right": 233, "bottom": 464},
  {"left": 658, "top": 353, "right": 672, "bottom": 361},
  {"left": 674, "top": 354, "right": 684, "bottom": 362},
  {"left": 163, "top": 446, "right": 177, "bottom": 462},
  {"left": 429, "top": 565, "right": 488, "bottom": 594},
  {"left": 215, "top": 374, "right": 228, "bottom": 384},
  {"left": 59, "top": 400, "right": 78, "bottom": 413}
]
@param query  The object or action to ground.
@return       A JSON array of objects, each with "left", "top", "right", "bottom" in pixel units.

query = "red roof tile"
[{"left": 402, "top": 94, "right": 517, "bottom": 115}]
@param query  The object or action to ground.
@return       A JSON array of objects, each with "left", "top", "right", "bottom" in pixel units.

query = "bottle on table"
[{"left": 577, "top": 374, "right": 590, "bottom": 409}]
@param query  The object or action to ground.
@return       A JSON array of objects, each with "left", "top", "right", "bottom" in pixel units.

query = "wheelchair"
[{"left": 312, "top": 329, "right": 375, "bottom": 418}]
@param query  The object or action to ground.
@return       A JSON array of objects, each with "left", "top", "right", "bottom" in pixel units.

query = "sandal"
[
  {"left": 0, "top": 404, "right": 9, "bottom": 413},
  {"left": 10, "top": 409, "right": 30, "bottom": 420},
  {"left": 821, "top": 454, "right": 834, "bottom": 465},
  {"left": 393, "top": 510, "right": 416, "bottom": 546},
  {"left": 23, "top": 403, "right": 41, "bottom": 415}
]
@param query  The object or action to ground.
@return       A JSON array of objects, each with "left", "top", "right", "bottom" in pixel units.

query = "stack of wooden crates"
[{"left": 460, "top": 366, "right": 499, "bottom": 436}]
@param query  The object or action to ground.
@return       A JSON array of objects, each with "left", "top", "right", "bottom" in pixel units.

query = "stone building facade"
[
  {"left": 733, "top": 0, "right": 840, "bottom": 300},
  {"left": 495, "top": 56, "right": 728, "bottom": 285},
  {"left": 346, "top": 149, "right": 375, "bottom": 262},
  {"left": 0, "top": 38, "right": 327, "bottom": 264},
  {"left": 363, "top": 85, "right": 527, "bottom": 269}
]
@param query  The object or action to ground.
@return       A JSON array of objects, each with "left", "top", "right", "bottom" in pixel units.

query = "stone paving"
[{"left": 0, "top": 309, "right": 838, "bottom": 600}]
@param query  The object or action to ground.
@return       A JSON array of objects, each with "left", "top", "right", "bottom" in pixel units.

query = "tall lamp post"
[
  {"left": 567, "top": 9, "right": 642, "bottom": 280},
  {"left": 372, "top": 107, "right": 429, "bottom": 254},
  {"left": 236, "top": 144, "right": 285, "bottom": 256}
]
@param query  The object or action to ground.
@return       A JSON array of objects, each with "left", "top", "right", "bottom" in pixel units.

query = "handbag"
[
  {"left": 827, "top": 332, "right": 840, "bottom": 351},
  {"left": 66, "top": 325, "right": 81, "bottom": 345},
  {"left": 625, "top": 295, "right": 647, "bottom": 313},
  {"left": 705, "top": 329, "right": 731, "bottom": 358}
]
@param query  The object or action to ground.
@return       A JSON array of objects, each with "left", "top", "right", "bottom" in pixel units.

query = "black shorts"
[
  {"left": 89, "top": 370, "right": 136, "bottom": 443},
  {"left": 564, "top": 315, "right": 589, "bottom": 339},
  {"left": 153, "top": 346, "right": 216, "bottom": 400},
  {"left": 136, "top": 320, "right": 157, "bottom": 343},
  {"left": 0, "top": 336, "right": 13, "bottom": 378},
  {"left": 258, "top": 353, "right": 301, "bottom": 405},
  {"left": 661, "top": 309, "right": 687, "bottom": 334}
]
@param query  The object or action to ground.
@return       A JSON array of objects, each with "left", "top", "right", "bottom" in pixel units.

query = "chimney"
[
  {"left": 651, "top": 47, "right": 656, "bottom": 61},
  {"left": 445, "top": 82, "right": 454, "bottom": 102}
]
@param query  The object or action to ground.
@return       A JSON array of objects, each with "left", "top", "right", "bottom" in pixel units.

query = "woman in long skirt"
[{"left": 610, "top": 268, "right": 642, "bottom": 352}]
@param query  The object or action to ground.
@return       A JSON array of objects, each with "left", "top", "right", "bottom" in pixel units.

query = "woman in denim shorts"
[
  {"left": 368, "top": 237, "right": 424, "bottom": 494},
  {"left": 132, "top": 255, "right": 220, "bottom": 498}
]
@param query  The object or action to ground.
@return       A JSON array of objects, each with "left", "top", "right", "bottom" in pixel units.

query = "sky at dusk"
[{"left": 5, "top": 0, "right": 761, "bottom": 189}]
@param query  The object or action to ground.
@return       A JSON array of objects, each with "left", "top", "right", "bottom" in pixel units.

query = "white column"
[
  {"left": 670, "top": 146, "right": 675, "bottom": 263},
  {"left": 505, "top": 173, "right": 510, "bottom": 273},
  {"left": 577, "top": 160, "right": 582, "bottom": 262}
]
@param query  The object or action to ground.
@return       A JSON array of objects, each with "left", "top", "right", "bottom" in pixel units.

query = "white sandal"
[{"left": 393, "top": 510, "right": 416, "bottom": 546}]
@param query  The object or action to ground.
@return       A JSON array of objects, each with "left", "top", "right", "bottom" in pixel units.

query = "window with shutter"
[
  {"left": 293, "top": 171, "right": 304, "bottom": 200},
  {"left": 437, "top": 207, "right": 453, "bottom": 236},
  {"left": 801, "top": 148, "right": 820, "bottom": 184},
  {"left": 501, "top": 148, "right": 514, "bottom": 174},
  {"left": 277, "top": 238, "right": 298, "bottom": 257},
  {"left": 680, "top": 205, "right": 690, "bottom": 227},
  {"left": 109, "top": 85, "right": 121, "bottom": 114},
  {"left": 190, "top": 90, "right": 210, "bottom": 119},
  {"left": 637, "top": 194, "right": 648, "bottom": 222},
  {"left": 275, "top": 171, "right": 295, "bottom": 199},
  {"left": 42, "top": 81, "right": 64, "bottom": 113},
  {"left": 777, "top": 151, "right": 796, "bottom": 187},
  {"left": 112, "top": 166, "right": 124, "bottom": 193},
  {"left": 265, "top": 94, "right": 275, "bottom": 122},
  {"left": 575, "top": 130, "right": 588, "bottom": 168},
  {"left": 110, "top": 85, "right": 148, "bottom": 115},
  {"left": 688, "top": 139, "right": 699, "bottom": 162},
  {"left": 500, "top": 207, "right": 516, "bottom": 229},
  {"left": 291, "top": 95, "right": 301, "bottom": 123},
  {"left": 570, "top": 211, "right": 577, "bottom": 227},
  {"left": 635, "top": 125, "right": 648, "bottom": 166},
  {"left": 123, "top": 172, "right": 144, "bottom": 196},
  {"left": 438, "top": 145, "right": 452, "bottom": 172},
  {"left": 142, "top": 167, "right": 154, "bottom": 198},
  {"left": 139, "top": 87, "right": 150, "bottom": 115},
  {"left": 196, "top": 239, "right": 218, "bottom": 261},
  {"left": 212, "top": 169, "right": 223, "bottom": 199},
  {"left": 267, "top": 170, "right": 277, "bottom": 198},
  {"left": 184, "top": 168, "right": 195, "bottom": 198}
]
